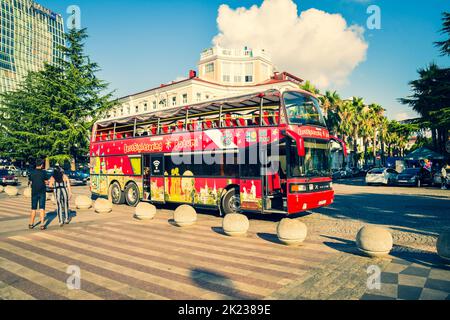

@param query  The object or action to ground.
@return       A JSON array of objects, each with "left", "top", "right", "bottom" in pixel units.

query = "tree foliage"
[
  {"left": 0, "top": 28, "right": 115, "bottom": 163},
  {"left": 435, "top": 12, "right": 450, "bottom": 56}
]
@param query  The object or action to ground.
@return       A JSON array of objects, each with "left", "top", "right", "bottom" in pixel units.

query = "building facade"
[
  {"left": 198, "top": 46, "right": 274, "bottom": 86},
  {"left": 106, "top": 46, "right": 303, "bottom": 120},
  {"left": 0, "top": 0, "right": 64, "bottom": 94}
]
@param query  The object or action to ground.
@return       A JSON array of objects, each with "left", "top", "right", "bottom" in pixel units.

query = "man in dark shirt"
[{"left": 28, "top": 159, "right": 48, "bottom": 230}]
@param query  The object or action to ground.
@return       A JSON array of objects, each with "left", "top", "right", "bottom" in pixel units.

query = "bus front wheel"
[
  {"left": 125, "top": 183, "right": 140, "bottom": 207},
  {"left": 221, "top": 188, "right": 241, "bottom": 215}
]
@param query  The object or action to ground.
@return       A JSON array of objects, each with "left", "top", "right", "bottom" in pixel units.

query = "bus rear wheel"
[
  {"left": 221, "top": 188, "right": 241, "bottom": 215},
  {"left": 125, "top": 183, "right": 140, "bottom": 207},
  {"left": 109, "top": 182, "right": 125, "bottom": 205}
]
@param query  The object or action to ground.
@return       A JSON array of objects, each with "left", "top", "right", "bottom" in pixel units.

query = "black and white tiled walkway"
[{"left": 362, "top": 252, "right": 450, "bottom": 300}]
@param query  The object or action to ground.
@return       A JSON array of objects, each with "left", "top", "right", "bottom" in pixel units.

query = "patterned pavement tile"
[
  {"left": 419, "top": 288, "right": 449, "bottom": 300},
  {"left": 397, "top": 285, "right": 423, "bottom": 300},
  {"left": 380, "top": 272, "right": 398, "bottom": 284},
  {"left": 400, "top": 266, "right": 431, "bottom": 278},
  {"left": 398, "top": 274, "right": 428, "bottom": 287},
  {"left": 424, "top": 278, "right": 450, "bottom": 292}
]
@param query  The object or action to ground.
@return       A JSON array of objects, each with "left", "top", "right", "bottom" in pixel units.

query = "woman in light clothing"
[{"left": 49, "top": 166, "right": 73, "bottom": 227}]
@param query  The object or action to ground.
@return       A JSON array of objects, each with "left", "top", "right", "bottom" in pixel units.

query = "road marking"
[
  {"left": 0, "top": 255, "right": 100, "bottom": 300},
  {"left": 0, "top": 280, "right": 36, "bottom": 300}
]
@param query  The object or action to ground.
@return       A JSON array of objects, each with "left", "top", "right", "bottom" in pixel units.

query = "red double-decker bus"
[{"left": 90, "top": 89, "right": 334, "bottom": 215}]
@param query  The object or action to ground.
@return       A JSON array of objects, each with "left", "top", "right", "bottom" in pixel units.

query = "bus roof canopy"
[{"left": 96, "top": 90, "right": 282, "bottom": 128}]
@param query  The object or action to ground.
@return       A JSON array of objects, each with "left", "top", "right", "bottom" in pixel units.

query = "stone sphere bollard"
[
  {"left": 4, "top": 186, "right": 18, "bottom": 196},
  {"left": 94, "top": 198, "right": 113, "bottom": 214},
  {"left": 222, "top": 214, "right": 250, "bottom": 237},
  {"left": 437, "top": 232, "right": 450, "bottom": 263},
  {"left": 0, "top": 185, "right": 4, "bottom": 193},
  {"left": 277, "top": 218, "right": 308, "bottom": 246},
  {"left": 75, "top": 195, "right": 93, "bottom": 210},
  {"left": 134, "top": 202, "right": 157, "bottom": 220},
  {"left": 23, "top": 187, "right": 32, "bottom": 198},
  {"left": 356, "top": 225, "right": 393, "bottom": 257},
  {"left": 173, "top": 205, "right": 197, "bottom": 227}
]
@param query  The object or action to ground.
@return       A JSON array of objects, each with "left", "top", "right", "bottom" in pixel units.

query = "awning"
[{"left": 404, "top": 147, "right": 444, "bottom": 161}]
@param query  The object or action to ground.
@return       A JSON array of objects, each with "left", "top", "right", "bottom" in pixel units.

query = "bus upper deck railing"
[{"left": 94, "top": 108, "right": 281, "bottom": 142}]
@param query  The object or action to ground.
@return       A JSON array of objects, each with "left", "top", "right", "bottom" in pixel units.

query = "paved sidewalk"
[{"left": 0, "top": 181, "right": 449, "bottom": 300}]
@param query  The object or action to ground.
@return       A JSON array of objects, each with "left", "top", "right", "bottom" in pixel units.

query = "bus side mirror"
[{"left": 284, "top": 129, "right": 305, "bottom": 157}]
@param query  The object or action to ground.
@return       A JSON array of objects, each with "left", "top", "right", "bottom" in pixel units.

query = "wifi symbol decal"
[{"left": 153, "top": 160, "right": 161, "bottom": 171}]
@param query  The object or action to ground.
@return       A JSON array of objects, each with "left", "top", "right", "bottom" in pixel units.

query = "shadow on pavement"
[
  {"left": 211, "top": 226, "right": 227, "bottom": 237},
  {"left": 314, "top": 192, "right": 450, "bottom": 237},
  {"left": 190, "top": 268, "right": 253, "bottom": 300},
  {"left": 321, "top": 235, "right": 362, "bottom": 256},
  {"left": 43, "top": 210, "right": 77, "bottom": 228},
  {"left": 391, "top": 245, "right": 450, "bottom": 270}
]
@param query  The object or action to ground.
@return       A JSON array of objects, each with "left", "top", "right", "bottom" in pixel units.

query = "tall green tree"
[
  {"left": 368, "top": 103, "right": 385, "bottom": 160},
  {"left": 300, "top": 80, "right": 320, "bottom": 95},
  {"left": 320, "top": 91, "right": 342, "bottom": 135},
  {"left": 350, "top": 97, "right": 365, "bottom": 166},
  {"left": 400, "top": 63, "right": 450, "bottom": 154},
  {"left": 435, "top": 12, "right": 450, "bottom": 56},
  {"left": 0, "top": 28, "right": 114, "bottom": 164}
]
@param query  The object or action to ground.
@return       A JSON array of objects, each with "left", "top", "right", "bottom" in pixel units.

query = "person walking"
[
  {"left": 29, "top": 159, "right": 48, "bottom": 230},
  {"left": 49, "top": 165, "right": 73, "bottom": 227},
  {"left": 441, "top": 165, "right": 448, "bottom": 190}
]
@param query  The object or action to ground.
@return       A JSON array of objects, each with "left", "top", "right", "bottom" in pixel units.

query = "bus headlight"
[{"left": 290, "top": 184, "right": 307, "bottom": 193}]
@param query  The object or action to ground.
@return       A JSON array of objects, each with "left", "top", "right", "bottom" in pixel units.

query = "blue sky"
[{"left": 38, "top": 0, "right": 449, "bottom": 120}]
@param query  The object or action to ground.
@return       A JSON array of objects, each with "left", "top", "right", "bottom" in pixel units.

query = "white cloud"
[
  {"left": 394, "top": 112, "right": 413, "bottom": 122},
  {"left": 212, "top": 0, "right": 369, "bottom": 89},
  {"left": 174, "top": 76, "right": 188, "bottom": 82}
]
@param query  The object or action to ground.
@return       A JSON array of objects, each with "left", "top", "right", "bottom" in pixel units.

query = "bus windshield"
[
  {"left": 284, "top": 91, "right": 326, "bottom": 127},
  {"left": 289, "top": 139, "right": 331, "bottom": 178}
]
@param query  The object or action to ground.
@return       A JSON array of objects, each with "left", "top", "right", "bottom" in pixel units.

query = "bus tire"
[
  {"left": 109, "top": 182, "right": 125, "bottom": 205},
  {"left": 125, "top": 183, "right": 140, "bottom": 207},
  {"left": 221, "top": 188, "right": 241, "bottom": 215}
]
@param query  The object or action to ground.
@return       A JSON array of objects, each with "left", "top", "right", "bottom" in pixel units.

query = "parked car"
[
  {"left": 0, "top": 165, "right": 22, "bottom": 176},
  {"left": 66, "top": 169, "right": 89, "bottom": 186},
  {"left": 396, "top": 168, "right": 433, "bottom": 187},
  {"left": 332, "top": 169, "right": 343, "bottom": 180},
  {"left": 0, "top": 169, "right": 19, "bottom": 186},
  {"left": 365, "top": 168, "right": 398, "bottom": 186},
  {"left": 350, "top": 167, "right": 363, "bottom": 177}
]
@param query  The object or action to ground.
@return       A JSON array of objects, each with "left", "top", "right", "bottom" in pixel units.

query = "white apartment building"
[{"left": 105, "top": 46, "right": 303, "bottom": 120}]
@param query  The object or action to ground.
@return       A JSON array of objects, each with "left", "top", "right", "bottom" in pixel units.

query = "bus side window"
[{"left": 240, "top": 147, "right": 260, "bottom": 178}]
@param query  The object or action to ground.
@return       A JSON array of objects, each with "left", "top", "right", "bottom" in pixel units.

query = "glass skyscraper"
[{"left": 0, "top": 0, "right": 64, "bottom": 93}]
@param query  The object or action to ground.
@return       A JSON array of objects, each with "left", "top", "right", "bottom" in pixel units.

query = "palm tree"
[
  {"left": 379, "top": 117, "right": 390, "bottom": 163},
  {"left": 300, "top": 80, "right": 320, "bottom": 95},
  {"left": 359, "top": 106, "right": 375, "bottom": 165},
  {"left": 400, "top": 63, "right": 449, "bottom": 153},
  {"left": 337, "top": 101, "right": 354, "bottom": 148},
  {"left": 320, "top": 91, "right": 342, "bottom": 135},
  {"left": 368, "top": 103, "right": 385, "bottom": 161},
  {"left": 349, "top": 97, "right": 365, "bottom": 167},
  {"left": 435, "top": 12, "right": 450, "bottom": 56}
]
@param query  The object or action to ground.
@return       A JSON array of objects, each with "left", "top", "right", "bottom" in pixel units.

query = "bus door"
[
  {"left": 260, "top": 142, "right": 285, "bottom": 212},
  {"left": 150, "top": 154, "right": 165, "bottom": 203},
  {"left": 142, "top": 155, "right": 151, "bottom": 201}
]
